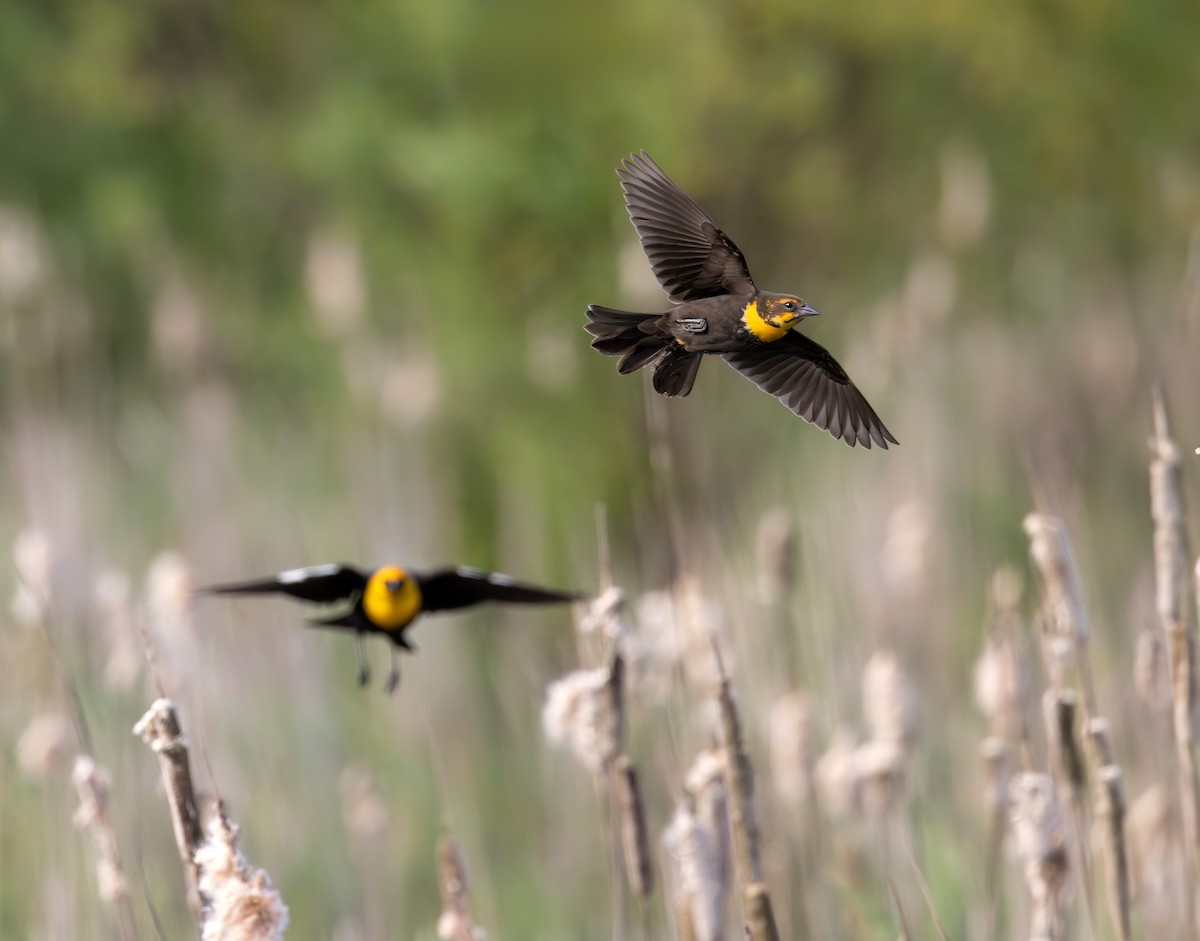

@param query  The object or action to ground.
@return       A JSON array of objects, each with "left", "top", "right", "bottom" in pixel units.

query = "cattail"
[
  {"left": 1093, "top": 764, "right": 1131, "bottom": 941},
  {"left": 1126, "top": 784, "right": 1187, "bottom": 930},
  {"left": 755, "top": 507, "right": 797, "bottom": 604},
  {"left": 1085, "top": 717, "right": 1116, "bottom": 769},
  {"left": 95, "top": 569, "right": 141, "bottom": 692},
  {"left": 71, "top": 756, "right": 129, "bottom": 904},
  {"left": 815, "top": 727, "right": 862, "bottom": 820},
  {"left": 663, "top": 803, "right": 723, "bottom": 941},
  {"left": 882, "top": 500, "right": 933, "bottom": 601},
  {"left": 195, "top": 803, "right": 289, "bottom": 941},
  {"left": 974, "top": 629, "right": 1030, "bottom": 739},
  {"left": 1023, "top": 513, "right": 1089, "bottom": 644},
  {"left": 714, "top": 666, "right": 780, "bottom": 941},
  {"left": 1151, "top": 393, "right": 1200, "bottom": 876},
  {"left": 578, "top": 584, "right": 631, "bottom": 639},
  {"left": 634, "top": 579, "right": 726, "bottom": 700},
  {"left": 855, "top": 738, "right": 907, "bottom": 819},
  {"left": 436, "top": 835, "right": 486, "bottom": 941},
  {"left": 685, "top": 747, "right": 730, "bottom": 921},
  {"left": 862, "top": 650, "right": 917, "bottom": 747},
  {"left": 1133, "top": 628, "right": 1171, "bottom": 712},
  {"left": 16, "top": 710, "right": 72, "bottom": 779},
  {"left": 1010, "top": 772, "right": 1072, "bottom": 941},
  {"left": 542, "top": 660, "right": 622, "bottom": 774},
  {"left": 338, "top": 764, "right": 389, "bottom": 844},
  {"left": 769, "top": 691, "right": 816, "bottom": 804},
  {"left": 1150, "top": 390, "right": 1189, "bottom": 631},
  {"left": 1043, "top": 690, "right": 1086, "bottom": 798},
  {"left": 133, "top": 697, "right": 205, "bottom": 916},
  {"left": 615, "top": 755, "right": 654, "bottom": 899},
  {"left": 981, "top": 737, "right": 1010, "bottom": 900},
  {"left": 11, "top": 527, "right": 51, "bottom": 626}
]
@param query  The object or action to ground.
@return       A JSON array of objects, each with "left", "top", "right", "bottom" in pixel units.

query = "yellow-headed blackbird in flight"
[
  {"left": 586, "top": 151, "right": 897, "bottom": 448},
  {"left": 202, "top": 563, "right": 583, "bottom": 692}
]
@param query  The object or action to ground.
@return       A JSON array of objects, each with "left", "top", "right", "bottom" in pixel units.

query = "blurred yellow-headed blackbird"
[
  {"left": 202, "top": 563, "right": 583, "bottom": 692},
  {"left": 586, "top": 151, "right": 897, "bottom": 449}
]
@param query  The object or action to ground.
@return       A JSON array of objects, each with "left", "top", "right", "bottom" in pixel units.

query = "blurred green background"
[{"left": 3, "top": 0, "right": 1200, "bottom": 937}]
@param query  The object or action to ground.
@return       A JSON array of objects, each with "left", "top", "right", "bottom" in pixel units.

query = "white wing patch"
[
  {"left": 278, "top": 563, "right": 342, "bottom": 585},
  {"left": 457, "top": 567, "right": 513, "bottom": 586}
]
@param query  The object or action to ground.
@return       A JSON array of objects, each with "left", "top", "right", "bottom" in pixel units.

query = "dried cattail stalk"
[
  {"left": 1151, "top": 393, "right": 1200, "bottom": 874},
  {"left": 1134, "top": 628, "right": 1172, "bottom": 712},
  {"left": 133, "top": 697, "right": 205, "bottom": 917},
  {"left": 615, "top": 755, "right": 655, "bottom": 900},
  {"left": 1150, "top": 389, "right": 1190, "bottom": 631},
  {"left": 71, "top": 755, "right": 136, "bottom": 941},
  {"left": 1085, "top": 718, "right": 1116, "bottom": 770},
  {"left": 1043, "top": 690, "right": 1086, "bottom": 798},
  {"left": 716, "top": 673, "right": 763, "bottom": 887},
  {"left": 714, "top": 666, "right": 780, "bottom": 941},
  {"left": 1093, "top": 765, "right": 1131, "bottom": 941},
  {"left": 1023, "top": 514, "right": 1092, "bottom": 698},
  {"left": 195, "top": 802, "right": 289, "bottom": 941},
  {"left": 1010, "top": 772, "right": 1072, "bottom": 941},
  {"left": 743, "top": 882, "right": 781, "bottom": 941},
  {"left": 436, "top": 834, "right": 486, "bottom": 941},
  {"left": 663, "top": 803, "right": 723, "bottom": 941}
]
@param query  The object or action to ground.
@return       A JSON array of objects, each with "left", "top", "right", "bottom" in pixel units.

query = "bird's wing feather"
[
  {"left": 416, "top": 567, "right": 584, "bottom": 613},
  {"left": 202, "top": 563, "right": 370, "bottom": 604},
  {"left": 721, "top": 332, "right": 898, "bottom": 449},
  {"left": 619, "top": 151, "right": 756, "bottom": 302}
]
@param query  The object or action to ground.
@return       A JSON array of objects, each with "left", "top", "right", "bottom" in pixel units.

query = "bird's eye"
[{"left": 782, "top": 300, "right": 795, "bottom": 311}]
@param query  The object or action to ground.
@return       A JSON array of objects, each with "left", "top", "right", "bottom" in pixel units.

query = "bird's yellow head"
[
  {"left": 742, "top": 293, "right": 819, "bottom": 342},
  {"left": 759, "top": 293, "right": 819, "bottom": 328},
  {"left": 362, "top": 565, "right": 423, "bottom": 632}
]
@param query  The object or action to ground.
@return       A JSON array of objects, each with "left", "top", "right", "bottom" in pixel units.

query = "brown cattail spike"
[{"left": 615, "top": 755, "right": 655, "bottom": 900}]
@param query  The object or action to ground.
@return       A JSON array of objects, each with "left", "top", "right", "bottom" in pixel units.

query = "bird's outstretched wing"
[
  {"left": 722, "top": 332, "right": 898, "bottom": 449},
  {"left": 416, "top": 567, "right": 584, "bottom": 612},
  {"left": 618, "top": 151, "right": 756, "bottom": 302},
  {"left": 201, "top": 563, "right": 370, "bottom": 604}
]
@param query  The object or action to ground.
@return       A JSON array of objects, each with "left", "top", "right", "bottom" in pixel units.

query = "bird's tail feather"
[{"left": 585, "top": 305, "right": 669, "bottom": 374}]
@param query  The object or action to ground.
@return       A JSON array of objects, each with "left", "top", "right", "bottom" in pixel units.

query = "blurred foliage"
[{"left": 3, "top": 0, "right": 1200, "bottom": 936}]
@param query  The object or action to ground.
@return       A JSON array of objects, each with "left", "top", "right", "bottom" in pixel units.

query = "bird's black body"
[
  {"left": 201, "top": 563, "right": 582, "bottom": 692},
  {"left": 586, "top": 151, "right": 897, "bottom": 449}
]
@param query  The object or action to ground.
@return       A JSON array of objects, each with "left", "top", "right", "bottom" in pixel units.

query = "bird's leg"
[
  {"left": 354, "top": 632, "right": 370, "bottom": 688},
  {"left": 384, "top": 646, "right": 401, "bottom": 695}
]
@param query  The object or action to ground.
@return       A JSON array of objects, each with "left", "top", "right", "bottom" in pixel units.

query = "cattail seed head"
[
  {"left": 663, "top": 803, "right": 723, "bottom": 941},
  {"left": 862, "top": 649, "right": 917, "bottom": 747},
  {"left": 195, "top": 804, "right": 289, "bottom": 941},
  {"left": 542, "top": 664, "right": 621, "bottom": 774},
  {"left": 769, "top": 691, "right": 816, "bottom": 804},
  {"left": 1010, "top": 772, "right": 1072, "bottom": 941},
  {"left": 1023, "top": 513, "right": 1090, "bottom": 649}
]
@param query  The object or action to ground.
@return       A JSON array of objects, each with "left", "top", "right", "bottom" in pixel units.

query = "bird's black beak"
[
  {"left": 386, "top": 578, "right": 403, "bottom": 592},
  {"left": 799, "top": 303, "right": 820, "bottom": 318}
]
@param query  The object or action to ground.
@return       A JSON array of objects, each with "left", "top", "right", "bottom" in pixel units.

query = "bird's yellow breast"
[
  {"left": 741, "top": 298, "right": 792, "bottom": 342},
  {"left": 362, "top": 566, "right": 423, "bottom": 631}
]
